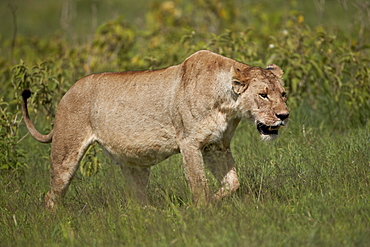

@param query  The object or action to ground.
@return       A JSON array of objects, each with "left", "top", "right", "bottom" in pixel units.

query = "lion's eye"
[{"left": 259, "top": 93, "right": 268, "bottom": 99}]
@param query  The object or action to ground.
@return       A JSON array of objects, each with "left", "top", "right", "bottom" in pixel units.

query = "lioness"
[{"left": 22, "top": 50, "right": 289, "bottom": 209}]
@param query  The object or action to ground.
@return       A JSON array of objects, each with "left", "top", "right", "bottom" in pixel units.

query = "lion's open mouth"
[{"left": 256, "top": 121, "right": 282, "bottom": 136}]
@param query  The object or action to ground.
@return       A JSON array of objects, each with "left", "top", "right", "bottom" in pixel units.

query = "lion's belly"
[
  {"left": 94, "top": 120, "right": 179, "bottom": 166},
  {"left": 90, "top": 86, "right": 180, "bottom": 166},
  {"left": 100, "top": 138, "right": 180, "bottom": 167}
]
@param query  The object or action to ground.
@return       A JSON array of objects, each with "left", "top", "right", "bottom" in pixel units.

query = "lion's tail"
[{"left": 21, "top": 89, "right": 53, "bottom": 143}]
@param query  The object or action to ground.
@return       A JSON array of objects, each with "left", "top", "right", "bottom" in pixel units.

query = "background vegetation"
[{"left": 1, "top": 0, "right": 369, "bottom": 246}]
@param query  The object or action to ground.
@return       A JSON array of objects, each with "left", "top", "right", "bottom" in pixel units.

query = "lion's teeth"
[{"left": 269, "top": 126, "right": 281, "bottom": 131}]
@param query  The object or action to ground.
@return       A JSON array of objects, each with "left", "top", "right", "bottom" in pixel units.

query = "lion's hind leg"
[
  {"left": 120, "top": 165, "right": 150, "bottom": 205},
  {"left": 45, "top": 131, "right": 94, "bottom": 209}
]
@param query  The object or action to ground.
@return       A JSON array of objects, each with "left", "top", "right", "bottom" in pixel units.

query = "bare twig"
[
  {"left": 7, "top": 1, "right": 17, "bottom": 62},
  {"left": 17, "top": 132, "right": 30, "bottom": 143}
]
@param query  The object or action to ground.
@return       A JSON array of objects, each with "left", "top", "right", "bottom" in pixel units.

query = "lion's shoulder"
[
  {"left": 180, "top": 50, "right": 237, "bottom": 76},
  {"left": 183, "top": 50, "right": 234, "bottom": 64}
]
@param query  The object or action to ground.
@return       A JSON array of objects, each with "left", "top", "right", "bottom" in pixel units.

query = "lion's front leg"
[
  {"left": 213, "top": 166, "right": 239, "bottom": 200},
  {"left": 203, "top": 144, "right": 240, "bottom": 200},
  {"left": 180, "top": 143, "right": 210, "bottom": 205}
]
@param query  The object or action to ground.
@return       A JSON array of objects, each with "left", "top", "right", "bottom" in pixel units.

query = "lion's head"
[{"left": 231, "top": 64, "right": 289, "bottom": 140}]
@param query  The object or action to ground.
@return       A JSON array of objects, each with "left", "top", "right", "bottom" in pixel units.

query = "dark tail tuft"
[{"left": 22, "top": 89, "right": 32, "bottom": 100}]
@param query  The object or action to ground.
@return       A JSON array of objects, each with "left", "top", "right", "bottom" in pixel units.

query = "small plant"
[
  {"left": 0, "top": 98, "right": 26, "bottom": 172},
  {"left": 80, "top": 144, "right": 103, "bottom": 177}
]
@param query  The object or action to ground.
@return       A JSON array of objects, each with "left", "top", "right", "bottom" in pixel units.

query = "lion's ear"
[
  {"left": 266, "top": 64, "right": 283, "bottom": 78},
  {"left": 230, "top": 66, "right": 247, "bottom": 95},
  {"left": 231, "top": 66, "right": 241, "bottom": 80}
]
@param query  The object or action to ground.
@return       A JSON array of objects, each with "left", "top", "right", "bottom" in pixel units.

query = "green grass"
[
  {"left": 1, "top": 0, "right": 369, "bottom": 246},
  {"left": 1, "top": 106, "right": 369, "bottom": 246}
]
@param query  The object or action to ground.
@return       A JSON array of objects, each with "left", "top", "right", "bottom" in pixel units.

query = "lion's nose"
[{"left": 276, "top": 112, "right": 289, "bottom": 121}]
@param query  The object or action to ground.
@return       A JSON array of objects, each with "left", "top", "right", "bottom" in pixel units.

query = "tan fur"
[{"left": 22, "top": 50, "right": 289, "bottom": 209}]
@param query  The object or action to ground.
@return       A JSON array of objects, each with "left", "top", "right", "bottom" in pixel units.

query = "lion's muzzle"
[{"left": 256, "top": 118, "right": 288, "bottom": 140}]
